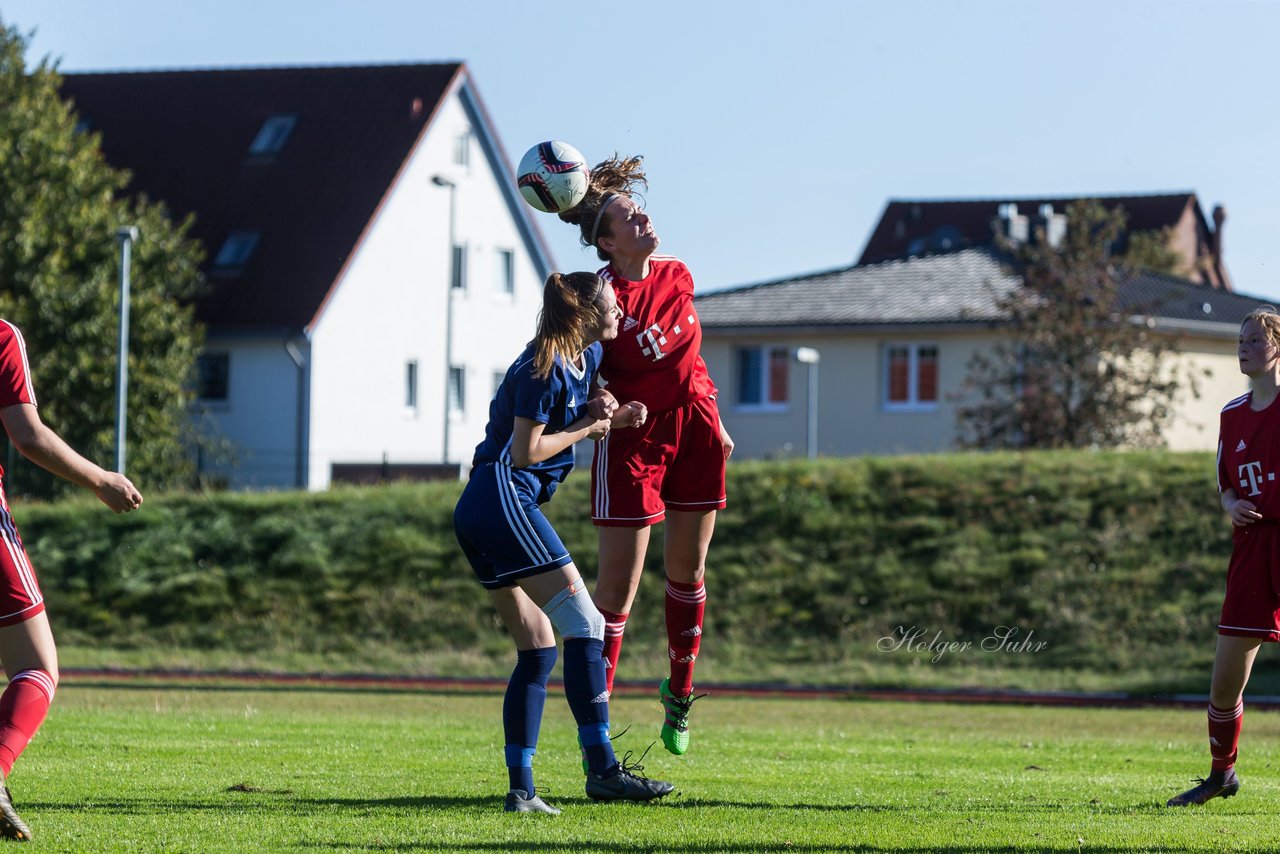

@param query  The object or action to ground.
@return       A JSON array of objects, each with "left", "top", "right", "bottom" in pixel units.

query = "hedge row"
[{"left": 11, "top": 451, "right": 1233, "bottom": 682}]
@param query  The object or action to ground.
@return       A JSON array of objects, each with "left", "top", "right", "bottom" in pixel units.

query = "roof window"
[
  {"left": 213, "top": 231, "right": 260, "bottom": 268},
  {"left": 248, "top": 114, "right": 296, "bottom": 155}
]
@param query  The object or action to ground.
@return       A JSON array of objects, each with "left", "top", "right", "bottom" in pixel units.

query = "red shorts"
[
  {"left": 591, "top": 395, "right": 727, "bottom": 527},
  {"left": 0, "top": 484, "right": 43, "bottom": 627},
  {"left": 1219, "top": 522, "right": 1280, "bottom": 641}
]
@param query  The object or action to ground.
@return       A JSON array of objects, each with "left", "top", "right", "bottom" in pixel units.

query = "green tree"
[
  {"left": 0, "top": 21, "right": 206, "bottom": 491},
  {"left": 956, "top": 200, "right": 1202, "bottom": 449}
]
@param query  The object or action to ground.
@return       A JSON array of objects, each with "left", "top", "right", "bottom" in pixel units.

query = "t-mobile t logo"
[{"left": 1238, "top": 461, "right": 1275, "bottom": 497}]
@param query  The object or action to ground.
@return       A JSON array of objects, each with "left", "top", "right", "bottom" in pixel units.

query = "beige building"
[{"left": 695, "top": 247, "right": 1261, "bottom": 459}]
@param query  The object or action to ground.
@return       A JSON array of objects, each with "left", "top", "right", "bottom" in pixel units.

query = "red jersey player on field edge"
[
  {"left": 0, "top": 319, "right": 143, "bottom": 840},
  {"left": 1168, "top": 306, "right": 1280, "bottom": 807},
  {"left": 558, "top": 156, "right": 733, "bottom": 757}
]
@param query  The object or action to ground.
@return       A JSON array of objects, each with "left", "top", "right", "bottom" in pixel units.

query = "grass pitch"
[{"left": 9, "top": 682, "right": 1280, "bottom": 852}]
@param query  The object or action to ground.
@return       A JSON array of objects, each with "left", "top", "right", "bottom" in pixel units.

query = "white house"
[
  {"left": 696, "top": 245, "right": 1266, "bottom": 460},
  {"left": 62, "top": 64, "right": 554, "bottom": 489}
]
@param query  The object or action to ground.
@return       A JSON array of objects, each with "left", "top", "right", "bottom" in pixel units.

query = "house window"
[
  {"left": 197, "top": 353, "right": 230, "bottom": 401},
  {"left": 454, "top": 131, "right": 471, "bottom": 168},
  {"left": 213, "top": 231, "right": 260, "bottom": 268},
  {"left": 495, "top": 249, "right": 515, "bottom": 295},
  {"left": 405, "top": 360, "right": 418, "bottom": 409},
  {"left": 492, "top": 370, "right": 506, "bottom": 399},
  {"left": 451, "top": 244, "right": 467, "bottom": 291},
  {"left": 735, "top": 346, "right": 790, "bottom": 408},
  {"left": 884, "top": 343, "right": 939, "bottom": 410},
  {"left": 448, "top": 366, "right": 466, "bottom": 414},
  {"left": 249, "top": 114, "right": 297, "bottom": 155}
]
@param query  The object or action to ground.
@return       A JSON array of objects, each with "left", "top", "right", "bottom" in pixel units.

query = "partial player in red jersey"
[
  {"left": 0, "top": 319, "right": 143, "bottom": 839},
  {"left": 1168, "top": 306, "right": 1280, "bottom": 807},
  {"left": 558, "top": 156, "right": 732, "bottom": 756}
]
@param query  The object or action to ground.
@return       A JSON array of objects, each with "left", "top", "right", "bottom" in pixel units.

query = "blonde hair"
[
  {"left": 557, "top": 155, "right": 647, "bottom": 261},
  {"left": 1243, "top": 305, "right": 1280, "bottom": 349},
  {"left": 532, "top": 272, "right": 606, "bottom": 379}
]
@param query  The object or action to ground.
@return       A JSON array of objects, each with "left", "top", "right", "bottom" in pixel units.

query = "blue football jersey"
[{"left": 471, "top": 341, "right": 602, "bottom": 502}]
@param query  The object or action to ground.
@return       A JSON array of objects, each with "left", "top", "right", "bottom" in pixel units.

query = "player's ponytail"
[
  {"left": 557, "top": 155, "right": 647, "bottom": 261},
  {"left": 533, "top": 271, "right": 605, "bottom": 379}
]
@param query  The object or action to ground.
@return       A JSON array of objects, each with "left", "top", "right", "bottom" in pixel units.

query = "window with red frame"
[{"left": 885, "top": 343, "right": 939, "bottom": 408}]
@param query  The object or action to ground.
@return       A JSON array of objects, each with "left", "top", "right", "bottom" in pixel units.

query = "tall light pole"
[
  {"left": 794, "top": 347, "right": 820, "bottom": 460},
  {"left": 115, "top": 226, "right": 139, "bottom": 475},
  {"left": 432, "top": 175, "right": 457, "bottom": 465}
]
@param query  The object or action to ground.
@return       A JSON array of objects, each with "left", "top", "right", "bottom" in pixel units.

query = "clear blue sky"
[{"left": 5, "top": 0, "right": 1277, "bottom": 298}]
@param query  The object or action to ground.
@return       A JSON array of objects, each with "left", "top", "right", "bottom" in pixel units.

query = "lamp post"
[
  {"left": 432, "top": 175, "right": 457, "bottom": 466},
  {"left": 115, "top": 226, "right": 139, "bottom": 475},
  {"left": 794, "top": 346, "right": 820, "bottom": 460}
]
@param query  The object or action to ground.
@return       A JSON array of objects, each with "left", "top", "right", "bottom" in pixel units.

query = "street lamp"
[
  {"left": 794, "top": 346, "right": 820, "bottom": 460},
  {"left": 432, "top": 175, "right": 457, "bottom": 466},
  {"left": 115, "top": 225, "right": 139, "bottom": 475}
]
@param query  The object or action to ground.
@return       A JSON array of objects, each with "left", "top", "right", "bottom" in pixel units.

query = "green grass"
[{"left": 8, "top": 683, "right": 1280, "bottom": 851}]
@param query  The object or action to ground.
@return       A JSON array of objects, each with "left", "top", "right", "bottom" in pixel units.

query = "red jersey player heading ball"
[{"left": 558, "top": 156, "right": 733, "bottom": 757}]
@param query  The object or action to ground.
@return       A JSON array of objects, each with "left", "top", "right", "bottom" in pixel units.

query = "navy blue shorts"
[{"left": 454, "top": 462, "right": 572, "bottom": 590}]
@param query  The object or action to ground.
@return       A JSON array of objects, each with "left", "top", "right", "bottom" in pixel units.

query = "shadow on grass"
[
  {"left": 299, "top": 845, "right": 1261, "bottom": 854},
  {"left": 23, "top": 792, "right": 1255, "bottom": 819}
]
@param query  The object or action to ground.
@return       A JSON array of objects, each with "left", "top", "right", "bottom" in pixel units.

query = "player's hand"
[
  {"left": 615, "top": 401, "right": 647, "bottom": 429},
  {"left": 94, "top": 472, "right": 143, "bottom": 514},
  {"left": 719, "top": 421, "right": 735, "bottom": 461},
  {"left": 587, "top": 388, "right": 618, "bottom": 421},
  {"left": 584, "top": 417, "right": 612, "bottom": 442},
  {"left": 1228, "top": 498, "right": 1263, "bottom": 526}
]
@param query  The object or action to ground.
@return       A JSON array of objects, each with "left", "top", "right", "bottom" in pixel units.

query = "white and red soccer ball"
[{"left": 516, "top": 141, "right": 589, "bottom": 214}]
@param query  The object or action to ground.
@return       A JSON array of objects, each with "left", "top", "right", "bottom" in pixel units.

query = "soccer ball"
[{"left": 516, "top": 141, "right": 590, "bottom": 213}]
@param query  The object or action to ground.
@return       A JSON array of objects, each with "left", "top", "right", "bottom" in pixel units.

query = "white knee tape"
[{"left": 542, "top": 578, "right": 605, "bottom": 640}]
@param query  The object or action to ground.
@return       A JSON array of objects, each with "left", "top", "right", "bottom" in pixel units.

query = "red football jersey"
[
  {"left": 0, "top": 320, "right": 36, "bottom": 480},
  {"left": 1217, "top": 392, "right": 1280, "bottom": 519},
  {"left": 598, "top": 256, "right": 717, "bottom": 413}
]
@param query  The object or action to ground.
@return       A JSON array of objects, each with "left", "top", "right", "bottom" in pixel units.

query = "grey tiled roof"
[
  {"left": 695, "top": 248, "right": 1019, "bottom": 328},
  {"left": 696, "top": 247, "right": 1269, "bottom": 335}
]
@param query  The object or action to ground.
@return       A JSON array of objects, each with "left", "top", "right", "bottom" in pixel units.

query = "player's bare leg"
[
  {"left": 594, "top": 526, "right": 650, "bottom": 695},
  {"left": 1168, "top": 635, "right": 1261, "bottom": 807},
  {"left": 658, "top": 510, "right": 715, "bottom": 754}
]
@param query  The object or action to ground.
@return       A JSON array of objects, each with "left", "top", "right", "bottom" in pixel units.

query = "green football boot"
[{"left": 659, "top": 678, "right": 708, "bottom": 756}]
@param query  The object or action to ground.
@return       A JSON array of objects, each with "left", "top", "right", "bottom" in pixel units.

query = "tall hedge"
[{"left": 12, "top": 451, "right": 1232, "bottom": 683}]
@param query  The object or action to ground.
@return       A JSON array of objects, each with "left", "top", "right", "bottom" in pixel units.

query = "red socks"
[
  {"left": 599, "top": 609, "right": 628, "bottom": 696},
  {"left": 1208, "top": 701, "right": 1243, "bottom": 772},
  {"left": 665, "top": 578, "right": 706, "bottom": 697},
  {"left": 0, "top": 670, "right": 55, "bottom": 777}
]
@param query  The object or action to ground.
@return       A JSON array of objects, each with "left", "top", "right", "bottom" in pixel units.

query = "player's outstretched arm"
[{"left": 0, "top": 403, "right": 143, "bottom": 513}]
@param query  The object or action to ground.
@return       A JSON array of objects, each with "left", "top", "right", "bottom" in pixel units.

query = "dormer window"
[
  {"left": 214, "top": 231, "right": 260, "bottom": 268},
  {"left": 248, "top": 114, "right": 296, "bottom": 155}
]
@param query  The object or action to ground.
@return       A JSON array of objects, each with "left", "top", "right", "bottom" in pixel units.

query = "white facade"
[
  {"left": 703, "top": 328, "right": 1243, "bottom": 460},
  {"left": 198, "top": 75, "right": 551, "bottom": 490}
]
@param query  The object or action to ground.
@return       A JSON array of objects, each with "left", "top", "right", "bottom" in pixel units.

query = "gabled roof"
[
  {"left": 59, "top": 64, "right": 550, "bottom": 332},
  {"left": 695, "top": 246, "right": 1267, "bottom": 336},
  {"left": 859, "top": 192, "right": 1205, "bottom": 265}
]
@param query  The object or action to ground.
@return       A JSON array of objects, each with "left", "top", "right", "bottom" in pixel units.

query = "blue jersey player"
[{"left": 454, "top": 271, "right": 671, "bottom": 813}]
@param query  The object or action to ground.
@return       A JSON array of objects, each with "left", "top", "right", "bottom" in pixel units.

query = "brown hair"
[
  {"left": 1243, "top": 305, "right": 1280, "bottom": 349},
  {"left": 533, "top": 271, "right": 606, "bottom": 379},
  {"left": 557, "top": 155, "right": 647, "bottom": 261}
]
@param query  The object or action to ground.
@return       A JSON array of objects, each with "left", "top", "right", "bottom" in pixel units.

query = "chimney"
[
  {"left": 997, "top": 203, "right": 1030, "bottom": 245},
  {"left": 1211, "top": 204, "right": 1232, "bottom": 291},
  {"left": 1036, "top": 204, "right": 1068, "bottom": 249}
]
